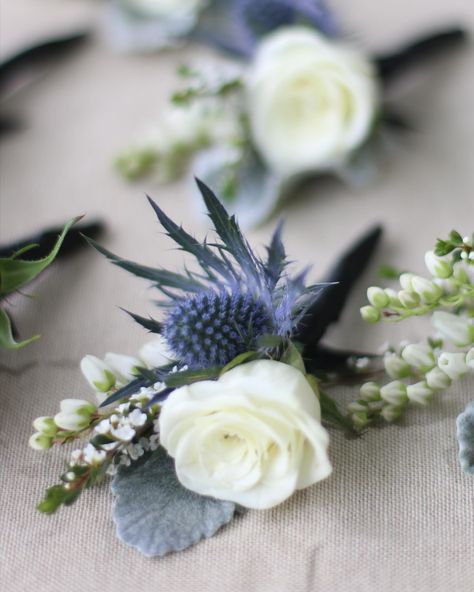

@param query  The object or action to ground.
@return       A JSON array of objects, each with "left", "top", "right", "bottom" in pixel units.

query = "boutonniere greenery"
[
  {"left": 30, "top": 181, "right": 473, "bottom": 557},
  {"left": 114, "top": 2, "right": 466, "bottom": 226},
  {"left": 0, "top": 219, "right": 77, "bottom": 349}
]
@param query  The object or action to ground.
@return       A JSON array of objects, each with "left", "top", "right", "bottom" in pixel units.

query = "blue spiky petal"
[{"left": 163, "top": 289, "right": 272, "bottom": 368}]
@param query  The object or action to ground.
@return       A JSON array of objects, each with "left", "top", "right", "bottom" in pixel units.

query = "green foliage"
[
  {"left": 0, "top": 217, "right": 78, "bottom": 349},
  {"left": 378, "top": 264, "right": 402, "bottom": 280}
]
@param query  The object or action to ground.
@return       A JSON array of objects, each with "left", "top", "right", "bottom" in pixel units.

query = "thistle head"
[{"left": 162, "top": 289, "right": 272, "bottom": 368}]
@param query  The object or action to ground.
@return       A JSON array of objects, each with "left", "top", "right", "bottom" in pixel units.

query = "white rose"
[
  {"left": 159, "top": 360, "right": 332, "bottom": 509},
  {"left": 246, "top": 27, "right": 379, "bottom": 177},
  {"left": 124, "top": 0, "right": 205, "bottom": 19}
]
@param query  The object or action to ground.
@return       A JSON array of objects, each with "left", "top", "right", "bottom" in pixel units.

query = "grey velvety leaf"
[
  {"left": 112, "top": 448, "right": 236, "bottom": 557},
  {"left": 456, "top": 402, "right": 474, "bottom": 475}
]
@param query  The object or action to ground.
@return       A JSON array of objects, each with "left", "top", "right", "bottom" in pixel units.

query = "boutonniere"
[
  {"left": 114, "top": 3, "right": 466, "bottom": 226},
  {"left": 30, "top": 181, "right": 473, "bottom": 556}
]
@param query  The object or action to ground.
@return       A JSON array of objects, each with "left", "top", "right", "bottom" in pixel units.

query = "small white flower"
[
  {"left": 104, "top": 353, "right": 140, "bottom": 385},
  {"left": 128, "top": 409, "right": 148, "bottom": 427},
  {"left": 94, "top": 419, "right": 112, "bottom": 435},
  {"left": 367, "top": 287, "right": 389, "bottom": 309},
  {"left": 466, "top": 348, "right": 474, "bottom": 370},
  {"left": 83, "top": 444, "right": 107, "bottom": 466},
  {"left": 424, "top": 251, "right": 452, "bottom": 279},
  {"left": 383, "top": 353, "right": 411, "bottom": 379},
  {"left": 401, "top": 343, "right": 435, "bottom": 372},
  {"left": 425, "top": 367, "right": 451, "bottom": 390},
  {"left": 398, "top": 290, "right": 420, "bottom": 308},
  {"left": 406, "top": 381, "right": 433, "bottom": 405},
  {"left": 432, "top": 311, "right": 474, "bottom": 347},
  {"left": 410, "top": 276, "right": 442, "bottom": 304},
  {"left": 54, "top": 399, "right": 96, "bottom": 432},
  {"left": 438, "top": 352, "right": 469, "bottom": 380},
  {"left": 359, "top": 382, "right": 381, "bottom": 401},
  {"left": 80, "top": 355, "right": 116, "bottom": 392},
  {"left": 246, "top": 27, "right": 379, "bottom": 177},
  {"left": 110, "top": 425, "right": 136, "bottom": 442},
  {"left": 28, "top": 433, "right": 53, "bottom": 451},
  {"left": 139, "top": 337, "right": 173, "bottom": 368},
  {"left": 399, "top": 273, "right": 415, "bottom": 291},
  {"left": 32, "top": 416, "right": 57, "bottom": 437},
  {"left": 70, "top": 450, "right": 83, "bottom": 464},
  {"left": 117, "top": 403, "right": 131, "bottom": 414},
  {"left": 380, "top": 405, "right": 401, "bottom": 423},
  {"left": 380, "top": 381, "right": 408, "bottom": 405}
]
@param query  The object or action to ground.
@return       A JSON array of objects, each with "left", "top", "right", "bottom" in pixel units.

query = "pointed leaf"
[
  {"left": 112, "top": 448, "right": 236, "bottom": 557},
  {"left": 146, "top": 195, "right": 234, "bottom": 282},
  {"left": 318, "top": 389, "right": 355, "bottom": 433},
  {"left": 296, "top": 225, "right": 383, "bottom": 354},
  {"left": 375, "top": 27, "right": 467, "bottom": 84},
  {"left": 265, "top": 221, "right": 287, "bottom": 290},
  {"left": 84, "top": 237, "right": 205, "bottom": 293},
  {"left": 0, "top": 217, "right": 80, "bottom": 297},
  {"left": 0, "top": 307, "right": 39, "bottom": 349},
  {"left": 121, "top": 309, "right": 162, "bottom": 334},
  {"left": 195, "top": 178, "right": 262, "bottom": 286}
]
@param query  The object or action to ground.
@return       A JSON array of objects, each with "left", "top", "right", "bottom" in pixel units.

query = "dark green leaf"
[
  {"left": 0, "top": 307, "right": 40, "bottom": 349},
  {"left": 146, "top": 195, "right": 235, "bottom": 283},
  {"left": 121, "top": 309, "right": 162, "bottom": 334},
  {"left": 319, "top": 389, "right": 355, "bottom": 433},
  {"left": 195, "top": 178, "right": 262, "bottom": 287},
  {"left": 164, "top": 366, "right": 221, "bottom": 388},
  {"left": 0, "top": 216, "right": 79, "bottom": 297}
]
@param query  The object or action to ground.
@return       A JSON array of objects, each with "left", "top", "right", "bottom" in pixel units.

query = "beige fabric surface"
[{"left": 1, "top": 1, "right": 473, "bottom": 591}]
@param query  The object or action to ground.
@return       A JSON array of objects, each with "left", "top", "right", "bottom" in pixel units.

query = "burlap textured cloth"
[{"left": 1, "top": 1, "right": 473, "bottom": 590}]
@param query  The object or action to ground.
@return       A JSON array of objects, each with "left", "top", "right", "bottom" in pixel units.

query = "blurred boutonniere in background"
[{"left": 114, "top": 2, "right": 467, "bottom": 226}]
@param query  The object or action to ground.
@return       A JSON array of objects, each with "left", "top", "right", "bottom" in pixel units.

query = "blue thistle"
[
  {"left": 163, "top": 290, "right": 272, "bottom": 367},
  {"left": 88, "top": 179, "right": 325, "bottom": 369}
]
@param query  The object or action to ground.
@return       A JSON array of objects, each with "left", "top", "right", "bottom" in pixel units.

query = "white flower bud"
[
  {"left": 401, "top": 343, "right": 435, "bottom": 372},
  {"left": 425, "top": 367, "right": 451, "bottom": 390},
  {"left": 104, "top": 353, "right": 140, "bottom": 385},
  {"left": 398, "top": 290, "right": 420, "bottom": 308},
  {"left": 432, "top": 311, "right": 474, "bottom": 347},
  {"left": 380, "top": 405, "right": 402, "bottom": 423},
  {"left": 380, "top": 381, "right": 408, "bottom": 405},
  {"left": 29, "top": 432, "right": 53, "bottom": 451},
  {"left": 466, "top": 348, "right": 474, "bottom": 370},
  {"left": 424, "top": 251, "right": 452, "bottom": 279},
  {"left": 83, "top": 444, "right": 107, "bottom": 466},
  {"left": 383, "top": 353, "right": 411, "bottom": 379},
  {"left": 406, "top": 381, "right": 434, "bottom": 405},
  {"left": 32, "top": 416, "right": 57, "bottom": 437},
  {"left": 54, "top": 399, "right": 96, "bottom": 432},
  {"left": 80, "top": 355, "right": 116, "bottom": 392},
  {"left": 367, "top": 287, "right": 389, "bottom": 308},
  {"left": 352, "top": 411, "right": 370, "bottom": 430},
  {"left": 360, "top": 305, "right": 381, "bottom": 323},
  {"left": 452, "top": 262, "right": 472, "bottom": 284},
  {"left": 399, "top": 273, "right": 415, "bottom": 291},
  {"left": 433, "top": 278, "right": 458, "bottom": 296},
  {"left": 139, "top": 337, "right": 173, "bottom": 368},
  {"left": 437, "top": 352, "right": 469, "bottom": 380},
  {"left": 411, "top": 276, "right": 442, "bottom": 304},
  {"left": 384, "top": 288, "right": 402, "bottom": 307},
  {"left": 347, "top": 400, "right": 369, "bottom": 413},
  {"left": 359, "top": 381, "right": 381, "bottom": 401}
]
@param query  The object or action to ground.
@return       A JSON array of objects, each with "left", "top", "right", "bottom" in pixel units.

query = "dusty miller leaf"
[
  {"left": 112, "top": 448, "right": 236, "bottom": 557},
  {"left": 456, "top": 402, "right": 474, "bottom": 475}
]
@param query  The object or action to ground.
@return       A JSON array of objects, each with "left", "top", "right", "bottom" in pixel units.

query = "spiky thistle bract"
[{"left": 88, "top": 179, "right": 325, "bottom": 374}]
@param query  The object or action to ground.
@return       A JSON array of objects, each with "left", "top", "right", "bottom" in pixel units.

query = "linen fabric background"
[{"left": 1, "top": 1, "right": 473, "bottom": 591}]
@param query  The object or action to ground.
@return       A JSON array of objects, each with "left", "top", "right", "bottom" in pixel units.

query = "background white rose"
[
  {"left": 246, "top": 27, "right": 379, "bottom": 177},
  {"left": 123, "top": 0, "right": 206, "bottom": 19},
  {"left": 159, "top": 360, "right": 332, "bottom": 509}
]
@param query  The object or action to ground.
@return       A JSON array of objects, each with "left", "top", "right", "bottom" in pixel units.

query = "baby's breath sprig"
[{"left": 352, "top": 230, "right": 474, "bottom": 430}]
